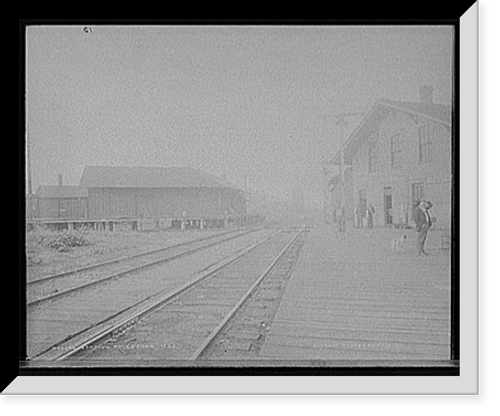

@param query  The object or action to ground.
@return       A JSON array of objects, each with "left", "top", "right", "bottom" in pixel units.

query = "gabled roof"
[
  {"left": 35, "top": 186, "right": 88, "bottom": 199},
  {"left": 79, "top": 166, "right": 241, "bottom": 191},
  {"left": 330, "top": 99, "right": 452, "bottom": 166},
  {"left": 379, "top": 99, "right": 452, "bottom": 126}
]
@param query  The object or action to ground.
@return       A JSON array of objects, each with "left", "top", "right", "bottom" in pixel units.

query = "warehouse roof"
[
  {"left": 79, "top": 166, "right": 241, "bottom": 191},
  {"left": 35, "top": 185, "right": 89, "bottom": 199}
]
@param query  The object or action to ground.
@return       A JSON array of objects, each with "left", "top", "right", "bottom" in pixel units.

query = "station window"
[
  {"left": 418, "top": 123, "right": 435, "bottom": 164},
  {"left": 368, "top": 140, "right": 377, "bottom": 172},
  {"left": 390, "top": 131, "right": 402, "bottom": 169},
  {"left": 412, "top": 182, "right": 425, "bottom": 204}
]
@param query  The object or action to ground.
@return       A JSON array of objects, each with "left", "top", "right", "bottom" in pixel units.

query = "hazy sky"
[{"left": 26, "top": 25, "right": 453, "bottom": 208}]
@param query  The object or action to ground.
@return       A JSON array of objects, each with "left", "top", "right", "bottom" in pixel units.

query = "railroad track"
[
  {"left": 27, "top": 226, "right": 266, "bottom": 307},
  {"left": 31, "top": 226, "right": 308, "bottom": 362},
  {"left": 27, "top": 227, "right": 277, "bottom": 359}
]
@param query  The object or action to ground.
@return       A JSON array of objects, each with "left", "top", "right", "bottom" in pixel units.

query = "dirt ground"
[{"left": 24, "top": 228, "right": 225, "bottom": 281}]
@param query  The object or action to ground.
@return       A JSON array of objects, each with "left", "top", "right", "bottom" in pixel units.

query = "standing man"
[
  {"left": 414, "top": 200, "right": 433, "bottom": 256},
  {"left": 354, "top": 205, "right": 361, "bottom": 228}
]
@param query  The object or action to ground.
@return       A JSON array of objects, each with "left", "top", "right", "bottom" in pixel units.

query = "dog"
[{"left": 391, "top": 234, "right": 407, "bottom": 253}]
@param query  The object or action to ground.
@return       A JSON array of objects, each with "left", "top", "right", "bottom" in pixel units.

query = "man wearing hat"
[{"left": 414, "top": 199, "right": 433, "bottom": 256}]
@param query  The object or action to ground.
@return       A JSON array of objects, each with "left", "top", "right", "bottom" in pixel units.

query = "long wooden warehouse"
[{"left": 79, "top": 166, "right": 247, "bottom": 220}]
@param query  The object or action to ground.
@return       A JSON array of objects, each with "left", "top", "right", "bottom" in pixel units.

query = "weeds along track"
[{"left": 31, "top": 227, "right": 307, "bottom": 362}]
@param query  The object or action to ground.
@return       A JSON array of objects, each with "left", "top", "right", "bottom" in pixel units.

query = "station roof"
[
  {"left": 380, "top": 98, "right": 452, "bottom": 125},
  {"left": 79, "top": 166, "right": 242, "bottom": 191},
  {"left": 35, "top": 186, "right": 89, "bottom": 199},
  {"left": 330, "top": 99, "right": 452, "bottom": 166}
]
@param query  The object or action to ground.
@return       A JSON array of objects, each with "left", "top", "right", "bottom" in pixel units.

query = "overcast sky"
[{"left": 26, "top": 25, "right": 453, "bottom": 208}]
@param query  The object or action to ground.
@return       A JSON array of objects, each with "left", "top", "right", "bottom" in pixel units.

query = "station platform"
[{"left": 259, "top": 222, "right": 452, "bottom": 361}]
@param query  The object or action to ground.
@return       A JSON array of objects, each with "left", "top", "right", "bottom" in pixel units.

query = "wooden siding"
[
  {"left": 88, "top": 188, "right": 246, "bottom": 220},
  {"left": 34, "top": 198, "right": 88, "bottom": 220}
]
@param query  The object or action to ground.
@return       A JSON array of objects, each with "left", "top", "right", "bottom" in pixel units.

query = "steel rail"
[
  {"left": 33, "top": 228, "right": 285, "bottom": 361},
  {"left": 27, "top": 226, "right": 265, "bottom": 308},
  {"left": 190, "top": 227, "right": 305, "bottom": 360},
  {"left": 28, "top": 227, "right": 252, "bottom": 286}
]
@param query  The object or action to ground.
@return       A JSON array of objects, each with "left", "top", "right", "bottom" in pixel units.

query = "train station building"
[
  {"left": 329, "top": 86, "right": 453, "bottom": 230},
  {"left": 79, "top": 165, "right": 247, "bottom": 220}
]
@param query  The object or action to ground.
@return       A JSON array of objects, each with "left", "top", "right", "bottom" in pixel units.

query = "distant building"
[
  {"left": 79, "top": 166, "right": 247, "bottom": 220},
  {"left": 330, "top": 87, "right": 452, "bottom": 229},
  {"left": 32, "top": 184, "right": 89, "bottom": 220}
]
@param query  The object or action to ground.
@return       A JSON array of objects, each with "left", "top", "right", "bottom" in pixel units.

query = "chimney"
[
  {"left": 419, "top": 85, "right": 434, "bottom": 104},
  {"left": 58, "top": 174, "right": 63, "bottom": 187}
]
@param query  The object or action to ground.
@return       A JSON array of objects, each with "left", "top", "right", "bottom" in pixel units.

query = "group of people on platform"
[
  {"left": 330, "top": 205, "right": 375, "bottom": 232},
  {"left": 354, "top": 204, "right": 376, "bottom": 229},
  {"left": 327, "top": 199, "right": 436, "bottom": 256}
]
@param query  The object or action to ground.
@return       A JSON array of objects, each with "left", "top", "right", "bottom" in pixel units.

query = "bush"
[{"left": 38, "top": 232, "right": 91, "bottom": 252}]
